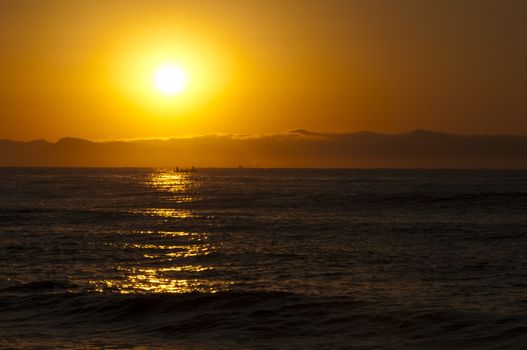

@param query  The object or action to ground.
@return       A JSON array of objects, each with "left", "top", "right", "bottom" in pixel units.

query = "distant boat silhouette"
[{"left": 175, "top": 166, "right": 197, "bottom": 173}]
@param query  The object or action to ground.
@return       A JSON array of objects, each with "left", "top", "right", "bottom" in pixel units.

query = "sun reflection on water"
[
  {"left": 96, "top": 232, "right": 221, "bottom": 293},
  {"left": 93, "top": 170, "right": 230, "bottom": 294},
  {"left": 134, "top": 230, "right": 202, "bottom": 237},
  {"left": 95, "top": 274, "right": 231, "bottom": 294},
  {"left": 144, "top": 170, "right": 197, "bottom": 203},
  {"left": 94, "top": 265, "right": 230, "bottom": 294},
  {"left": 134, "top": 208, "right": 195, "bottom": 218}
]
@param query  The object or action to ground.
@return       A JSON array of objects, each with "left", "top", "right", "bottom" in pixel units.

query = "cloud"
[{"left": 1, "top": 130, "right": 527, "bottom": 168}]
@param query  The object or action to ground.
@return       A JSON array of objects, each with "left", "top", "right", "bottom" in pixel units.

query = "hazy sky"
[{"left": 1, "top": 0, "right": 526, "bottom": 141}]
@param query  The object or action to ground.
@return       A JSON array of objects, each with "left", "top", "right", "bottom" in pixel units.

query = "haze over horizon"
[
  {"left": 3, "top": 128, "right": 527, "bottom": 144},
  {"left": 3, "top": 129, "right": 527, "bottom": 168}
]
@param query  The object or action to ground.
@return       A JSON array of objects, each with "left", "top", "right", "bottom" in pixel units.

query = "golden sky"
[{"left": 1, "top": 0, "right": 526, "bottom": 141}]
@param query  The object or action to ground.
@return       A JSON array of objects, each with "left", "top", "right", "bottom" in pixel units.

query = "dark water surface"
[{"left": 0, "top": 168, "right": 526, "bottom": 349}]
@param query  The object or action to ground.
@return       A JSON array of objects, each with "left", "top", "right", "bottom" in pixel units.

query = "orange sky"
[{"left": 1, "top": 0, "right": 526, "bottom": 141}]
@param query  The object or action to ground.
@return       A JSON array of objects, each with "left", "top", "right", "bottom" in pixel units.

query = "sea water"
[{"left": 0, "top": 168, "right": 526, "bottom": 349}]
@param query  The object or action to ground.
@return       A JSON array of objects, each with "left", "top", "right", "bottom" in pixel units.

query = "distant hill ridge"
[{"left": 1, "top": 130, "right": 527, "bottom": 168}]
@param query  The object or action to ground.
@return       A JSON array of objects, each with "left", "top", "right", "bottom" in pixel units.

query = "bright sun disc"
[{"left": 154, "top": 65, "right": 187, "bottom": 95}]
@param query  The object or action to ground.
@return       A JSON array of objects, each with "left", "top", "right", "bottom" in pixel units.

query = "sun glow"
[
  {"left": 107, "top": 30, "right": 235, "bottom": 126},
  {"left": 154, "top": 65, "right": 187, "bottom": 95}
]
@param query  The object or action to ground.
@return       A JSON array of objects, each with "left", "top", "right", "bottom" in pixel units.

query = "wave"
[
  {"left": 3, "top": 280, "right": 78, "bottom": 292},
  {"left": 1, "top": 290, "right": 527, "bottom": 349}
]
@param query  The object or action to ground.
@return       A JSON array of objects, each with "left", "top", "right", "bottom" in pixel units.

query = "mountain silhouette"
[{"left": 1, "top": 130, "right": 527, "bottom": 168}]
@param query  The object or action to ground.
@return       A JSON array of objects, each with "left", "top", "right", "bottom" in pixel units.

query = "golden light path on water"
[{"left": 93, "top": 170, "right": 232, "bottom": 294}]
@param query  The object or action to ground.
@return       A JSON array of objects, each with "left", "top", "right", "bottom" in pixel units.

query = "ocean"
[{"left": 0, "top": 168, "right": 526, "bottom": 349}]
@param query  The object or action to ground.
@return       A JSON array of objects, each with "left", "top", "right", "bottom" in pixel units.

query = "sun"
[{"left": 154, "top": 65, "right": 187, "bottom": 95}]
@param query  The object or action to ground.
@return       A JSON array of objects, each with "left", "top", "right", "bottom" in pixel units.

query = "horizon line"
[{"left": 1, "top": 166, "right": 527, "bottom": 171}]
